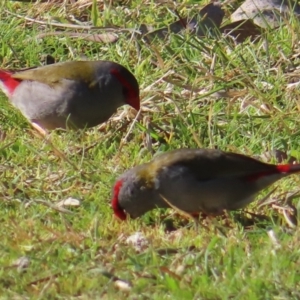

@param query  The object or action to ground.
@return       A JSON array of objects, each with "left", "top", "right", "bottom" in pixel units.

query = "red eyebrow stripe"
[
  {"left": 111, "top": 180, "right": 127, "bottom": 220},
  {"left": 0, "top": 71, "right": 21, "bottom": 96},
  {"left": 110, "top": 68, "right": 140, "bottom": 111},
  {"left": 110, "top": 68, "right": 133, "bottom": 91}
]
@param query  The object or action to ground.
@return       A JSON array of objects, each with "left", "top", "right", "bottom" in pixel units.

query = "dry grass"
[{"left": 1, "top": 0, "right": 300, "bottom": 298}]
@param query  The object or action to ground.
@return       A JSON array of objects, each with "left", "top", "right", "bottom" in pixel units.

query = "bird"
[
  {"left": 0, "top": 60, "right": 140, "bottom": 134},
  {"left": 111, "top": 148, "right": 300, "bottom": 220}
]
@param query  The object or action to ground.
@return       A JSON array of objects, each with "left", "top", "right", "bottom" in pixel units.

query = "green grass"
[{"left": 1, "top": 0, "right": 300, "bottom": 298}]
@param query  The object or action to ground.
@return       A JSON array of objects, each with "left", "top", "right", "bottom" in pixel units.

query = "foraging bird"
[
  {"left": 112, "top": 148, "right": 300, "bottom": 220},
  {"left": 0, "top": 60, "right": 140, "bottom": 133}
]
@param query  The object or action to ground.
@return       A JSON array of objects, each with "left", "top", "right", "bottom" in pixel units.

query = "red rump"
[
  {"left": 246, "top": 163, "right": 300, "bottom": 182},
  {"left": 276, "top": 164, "right": 292, "bottom": 173},
  {"left": 0, "top": 70, "right": 21, "bottom": 96},
  {"left": 111, "top": 180, "right": 127, "bottom": 220}
]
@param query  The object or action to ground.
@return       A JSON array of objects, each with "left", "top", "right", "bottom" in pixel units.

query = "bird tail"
[
  {"left": 277, "top": 163, "right": 300, "bottom": 175},
  {"left": 0, "top": 70, "right": 20, "bottom": 97}
]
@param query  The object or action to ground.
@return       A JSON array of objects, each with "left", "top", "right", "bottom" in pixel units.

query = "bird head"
[
  {"left": 111, "top": 166, "right": 159, "bottom": 220},
  {"left": 109, "top": 65, "right": 140, "bottom": 111}
]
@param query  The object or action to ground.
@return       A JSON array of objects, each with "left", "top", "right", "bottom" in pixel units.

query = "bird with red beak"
[
  {"left": 112, "top": 149, "right": 300, "bottom": 220},
  {"left": 0, "top": 60, "right": 140, "bottom": 134}
]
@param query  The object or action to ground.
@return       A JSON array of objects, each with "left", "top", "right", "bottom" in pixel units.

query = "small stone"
[
  {"left": 56, "top": 197, "right": 81, "bottom": 207},
  {"left": 125, "top": 232, "right": 149, "bottom": 252}
]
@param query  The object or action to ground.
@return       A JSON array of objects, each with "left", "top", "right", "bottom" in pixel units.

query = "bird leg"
[
  {"left": 30, "top": 122, "right": 80, "bottom": 172},
  {"left": 31, "top": 122, "right": 48, "bottom": 137},
  {"left": 159, "top": 194, "right": 201, "bottom": 230}
]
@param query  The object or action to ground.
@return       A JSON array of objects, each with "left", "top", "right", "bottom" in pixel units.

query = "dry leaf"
[
  {"left": 221, "top": 19, "right": 262, "bottom": 43},
  {"left": 142, "top": 2, "right": 225, "bottom": 42},
  {"left": 231, "top": 0, "right": 300, "bottom": 28}
]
